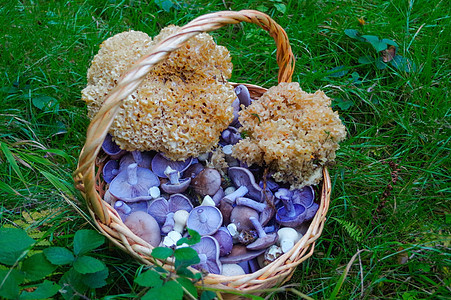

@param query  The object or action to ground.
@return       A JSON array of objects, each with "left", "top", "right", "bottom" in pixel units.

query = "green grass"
[{"left": 1, "top": 0, "right": 449, "bottom": 299}]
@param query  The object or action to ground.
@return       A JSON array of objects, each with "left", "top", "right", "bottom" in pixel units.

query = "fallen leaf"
[{"left": 381, "top": 45, "right": 396, "bottom": 63}]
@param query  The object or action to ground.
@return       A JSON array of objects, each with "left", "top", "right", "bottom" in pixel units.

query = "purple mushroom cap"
[
  {"left": 292, "top": 186, "right": 315, "bottom": 208},
  {"left": 228, "top": 167, "right": 263, "bottom": 202},
  {"left": 191, "top": 168, "right": 221, "bottom": 197},
  {"left": 246, "top": 217, "right": 278, "bottom": 250},
  {"left": 212, "top": 227, "right": 234, "bottom": 257},
  {"left": 102, "top": 133, "right": 125, "bottom": 159},
  {"left": 234, "top": 84, "right": 252, "bottom": 107},
  {"left": 191, "top": 236, "right": 222, "bottom": 274},
  {"left": 109, "top": 163, "right": 160, "bottom": 202},
  {"left": 151, "top": 153, "right": 192, "bottom": 178},
  {"left": 219, "top": 245, "right": 266, "bottom": 264},
  {"left": 186, "top": 206, "right": 223, "bottom": 236},
  {"left": 147, "top": 194, "right": 193, "bottom": 225},
  {"left": 275, "top": 196, "right": 306, "bottom": 227},
  {"left": 103, "top": 159, "right": 119, "bottom": 183}
]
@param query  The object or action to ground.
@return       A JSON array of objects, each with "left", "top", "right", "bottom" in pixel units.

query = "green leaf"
[
  {"left": 327, "top": 65, "right": 349, "bottom": 78},
  {"left": 200, "top": 291, "right": 217, "bottom": 300},
  {"left": 0, "top": 269, "right": 24, "bottom": 299},
  {"left": 142, "top": 280, "right": 184, "bottom": 300},
  {"left": 177, "top": 228, "right": 201, "bottom": 246},
  {"left": 81, "top": 268, "right": 109, "bottom": 288},
  {"left": 1, "top": 142, "right": 26, "bottom": 184},
  {"left": 73, "top": 229, "right": 105, "bottom": 256},
  {"left": 154, "top": 0, "right": 174, "bottom": 12},
  {"left": 174, "top": 247, "right": 200, "bottom": 269},
  {"left": 151, "top": 247, "right": 174, "bottom": 260},
  {"left": 332, "top": 98, "right": 354, "bottom": 110},
  {"left": 21, "top": 252, "right": 57, "bottom": 281},
  {"left": 31, "top": 95, "right": 57, "bottom": 110},
  {"left": 134, "top": 269, "right": 163, "bottom": 288},
  {"left": 176, "top": 277, "right": 197, "bottom": 298},
  {"left": 73, "top": 255, "right": 106, "bottom": 274},
  {"left": 375, "top": 57, "right": 388, "bottom": 69},
  {"left": 274, "top": 3, "right": 286, "bottom": 14},
  {"left": 0, "top": 228, "right": 35, "bottom": 266},
  {"left": 381, "top": 38, "right": 398, "bottom": 47},
  {"left": 391, "top": 55, "right": 416, "bottom": 72},
  {"left": 358, "top": 55, "right": 375, "bottom": 64},
  {"left": 19, "top": 280, "right": 60, "bottom": 300},
  {"left": 43, "top": 247, "right": 75, "bottom": 265},
  {"left": 59, "top": 268, "right": 88, "bottom": 300},
  {"left": 344, "top": 29, "right": 366, "bottom": 42},
  {"left": 362, "top": 35, "right": 387, "bottom": 52}
]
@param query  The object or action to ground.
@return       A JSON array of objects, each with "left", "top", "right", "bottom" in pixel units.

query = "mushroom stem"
[
  {"left": 126, "top": 163, "right": 138, "bottom": 185},
  {"left": 132, "top": 151, "right": 143, "bottom": 165},
  {"left": 114, "top": 200, "right": 132, "bottom": 215},
  {"left": 236, "top": 197, "right": 266, "bottom": 212},
  {"left": 161, "top": 212, "right": 175, "bottom": 234},
  {"left": 197, "top": 208, "right": 207, "bottom": 223},
  {"left": 250, "top": 217, "right": 266, "bottom": 238},
  {"left": 223, "top": 186, "right": 248, "bottom": 204},
  {"left": 164, "top": 166, "right": 180, "bottom": 185},
  {"left": 281, "top": 196, "right": 296, "bottom": 218},
  {"left": 198, "top": 253, "right": 209, "bottom": 270}
]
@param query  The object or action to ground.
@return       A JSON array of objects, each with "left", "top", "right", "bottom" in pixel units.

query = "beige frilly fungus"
[
  {"left": 82, "top": 26, "right": 235, "bottom": 160},
  {"left": 232, "top": 82, "right": 346, "bottom": 188}
]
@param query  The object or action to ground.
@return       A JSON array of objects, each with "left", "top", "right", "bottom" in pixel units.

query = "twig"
[{"left": 358, "top": 249, "right": 364, "bottom": 298}]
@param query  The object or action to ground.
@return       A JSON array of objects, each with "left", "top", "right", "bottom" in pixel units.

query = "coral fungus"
[
  {"left": 232, "top": 82, "right": 346, "bottom": 188},
  {"left": 82, "top": 26, "right": 235, "bottom": 160}
]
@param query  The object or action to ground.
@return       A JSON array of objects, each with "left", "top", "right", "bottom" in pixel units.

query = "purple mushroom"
[
  {"left": 102, "top": 133, "right": 125, "bottom": 159},
  {"left": 228, "top": 167, "right": 263, "bottom": 202},
  {"left": 118, "top": 151, "right": 152, "bottom": 171},
  {"left": 230, "top": 206, "right": 259, "bottom": 232},
  {"left": 151, "top": 153, "right": 192, "bottom": 178},
  {"left": 191, "top": 168, "right": 222, "bottom": 197},
  {"left": 275, "top": 194, "right": 306, "bottom": 227},
  {"left": 235, "top": 197, "right": 276, "bottom": 227},
  {"left": 191, "top": 236, "right": 222, "bottom": 274},
  {"left": 221, "top": 126, "right": 242, "bottom": 145},
  {"left": 292, "top": 186, "right": 315, "bottom": 208},
  {"left": 186, "top": 206, "right": 223, "bottom": 236},
  {"left": 220, "top": 244, "right": 265, "bottom": 264},
  {"left": 212, "top": 227, "right": 233, "bottom": 257},
  {"left": 114, "top": 200, "right": 147, "bottom": 221},
  {"left": 235, "top": 84, "right": 252, "bottom": 107},
  {"left": 160, "top": 166, "right": 191, "bottom": 194},
  {"left": 103, "top": 159, "right": 119, "bottom": 183},
  {"left": 183, "top": 163, "right": 205, "bottom": 179},
  {"left": 109, "top": 163, "right": 160, "bottom": 202},
  {"left": 124, "top": 211, "right": 161, "bottom": 247},
  {"left": 147, "top": 194, "right": 193, "bottom": 225},
  {"left": 246, "top": 217, "right": 278, "bottom": 250}
]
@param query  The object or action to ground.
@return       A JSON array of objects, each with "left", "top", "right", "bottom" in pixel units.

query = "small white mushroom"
[
  {"left": 226, "top": 223, "right": 239, "bottom": 239},
  {"left": 162, "top": 230, "right": 182, "bottom": 247},
  {"left": 148, "top": 186, "right": 161, "bottom": 199},
  {"left": 277, "top": 227, "right": 302, "bottom": 253},
  {"left": 224, "top": 186, "right": 236, "bottom": 196},
  {"left": 173, "top": 210, "right": 190, "bottom": 233},
  {"left": 221, "top": 264, "right": 246, "bottom": 276},
  {"left": 201, "top": 195, "right": 216, "bottom": 206}
]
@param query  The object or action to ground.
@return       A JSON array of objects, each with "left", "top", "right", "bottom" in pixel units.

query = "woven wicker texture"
[{"left": 74, "top": 10, "right": 331, "bottom": 298}]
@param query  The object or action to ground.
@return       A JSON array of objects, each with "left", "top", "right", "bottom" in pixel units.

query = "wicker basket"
[{"left": 74, "top": 10, "right": 331, "bottom": 299}]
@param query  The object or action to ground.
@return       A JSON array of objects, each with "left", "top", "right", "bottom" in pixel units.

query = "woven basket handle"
[{"left": 75, "top": 10, "right": 295, "bottom": 223}]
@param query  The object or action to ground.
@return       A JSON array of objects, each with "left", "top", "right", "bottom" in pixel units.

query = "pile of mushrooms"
[{"left": 101, "top": 85, "right": 319, "bottom": 276}]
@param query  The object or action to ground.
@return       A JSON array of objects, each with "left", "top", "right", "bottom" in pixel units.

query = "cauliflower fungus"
[
  {"left": 232, "top": 82, "right": 346, "bottom": 188},
  {"left": 82, "top": 26, "right": 235, "bottom": 160}
]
